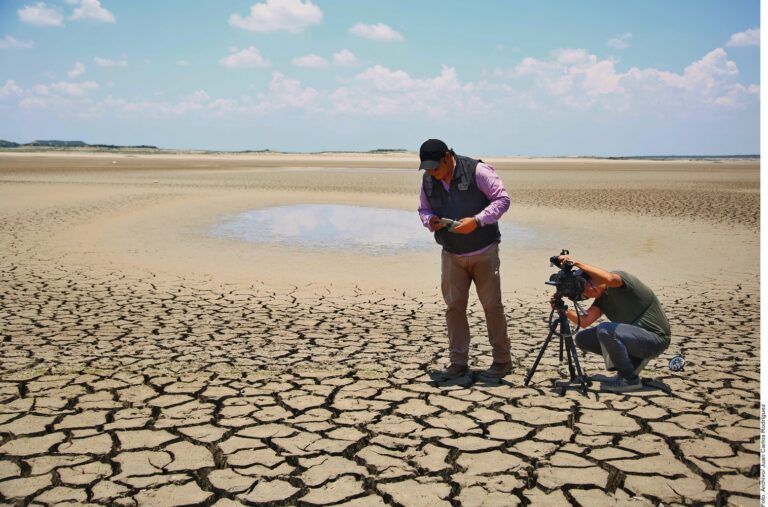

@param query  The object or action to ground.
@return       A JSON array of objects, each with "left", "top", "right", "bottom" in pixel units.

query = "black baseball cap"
[{"left": 418, "top": 139, "right": 449, "bottom": 170}]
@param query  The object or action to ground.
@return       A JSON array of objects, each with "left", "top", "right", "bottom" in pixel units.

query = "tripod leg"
[
  {"left": 563, "top": 334, "right": 588, "bottom": 393},
  {"left": 524, "top": 324, "right": 558, "bottom": 386},
  {"left": 564, "top": 334, "right": 575, "bottom": 378},
  {"left": 558, "top": 316, "right": 576, "bottom": 379}
]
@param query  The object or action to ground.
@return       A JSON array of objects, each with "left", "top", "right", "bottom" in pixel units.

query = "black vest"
[{"left": 422, "top": 155, "right": 501, "bottom": 254}]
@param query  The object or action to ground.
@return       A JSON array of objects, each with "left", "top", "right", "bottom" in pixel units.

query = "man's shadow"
[
  {"left": 426, "top": 369, "right": 516, "bottom": 388},
  {"left": 425, "top": 369, "right": 673, "bottom": 394}
]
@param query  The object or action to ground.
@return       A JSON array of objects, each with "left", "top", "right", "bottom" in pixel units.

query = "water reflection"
[{"left": 211, "top": 204, "right": 535, "bottom": 255}]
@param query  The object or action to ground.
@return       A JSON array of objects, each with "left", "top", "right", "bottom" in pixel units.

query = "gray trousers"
[
  {"left": 441, "top": 243, "right": 511, "bottom": 366},
  {"left": 575, "top": 322, "right": 667, "bottom": 381}
]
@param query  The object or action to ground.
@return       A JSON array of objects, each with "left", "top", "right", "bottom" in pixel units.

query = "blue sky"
[{"left": 0, "top": 0, "right": 760, "bottom": 155}]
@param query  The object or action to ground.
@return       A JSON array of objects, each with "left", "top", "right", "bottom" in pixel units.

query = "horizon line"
[{"left": 0, "top": 140, "right": 760, "bottom": 159}]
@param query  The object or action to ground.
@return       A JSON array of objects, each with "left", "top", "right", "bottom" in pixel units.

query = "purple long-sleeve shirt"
[{"left": 418, "top": 160, "right": 511, "bottom": 256}]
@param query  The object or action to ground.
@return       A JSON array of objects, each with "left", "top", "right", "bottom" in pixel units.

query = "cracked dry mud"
[
  {"left": 0, "top": 264, "right": 759, "bottom": 506},
  {"left": 0, "top": 155, "right": 760, "bottom": 506}
]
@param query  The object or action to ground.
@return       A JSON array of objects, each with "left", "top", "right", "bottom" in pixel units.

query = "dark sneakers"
[
  {"left": 601, "top": 376, "right": 643, "bottom": 393},
  {"left": 480, "top": 361, "right": 512, "bottom": 379},
  {"left": 439, "top": 363, "right": 469, "bottom": 380}
]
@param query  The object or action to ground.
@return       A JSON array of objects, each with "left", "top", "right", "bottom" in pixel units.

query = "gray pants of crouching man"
[
  {"left": 575, "top": 322, "right": 667, "bottom": 380},
  {"left": 440, "top": 242, "right": 512, "bottom": 366}
]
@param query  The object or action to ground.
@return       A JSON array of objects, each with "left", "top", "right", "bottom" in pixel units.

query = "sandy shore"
[{"left": 0, "top": 152, "right": 759, "bottom": 505}]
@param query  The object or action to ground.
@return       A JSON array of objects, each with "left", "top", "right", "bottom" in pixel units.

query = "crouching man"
[{"left": 555, "top": 254, "right": 671, "bottom": 393}]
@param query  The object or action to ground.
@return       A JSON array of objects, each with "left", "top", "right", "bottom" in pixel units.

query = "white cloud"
[
  {"left": 49, "top": 80, "right": 99, "bottom": 97},
  {"left": 332, "top": 49, "right": 357, "bottom": 66},
  {"left": 97, "top": 90, "right": 209, "bottom": 116},
  {"left": 607, "top": 33, "right": 633, "bottom": 49},
  {"left": 681, "top": 48, "right": 738, "bottom": 93},
  {"left": 727, "top": 28, "right": 760, "bottom": 47},
  {"left": 266, "top": 72, "right": 319, "bottom": 108},
  {"left": 554, "top": 48, "right": 590, "bottom": 65},
  {"left": 0, "top": 35, "right": 34, "bottom": 49},
  {"left": 16, "top": 80, "right": 105, "bottom": 111},
  {"left": 713, "top": 83, "right": 760, "bottom": 108},
  {"left": 506, "top": 46, "right": 756, "bottom": 112},
  {"left": 349, "top": 23, "right": 403, "bottom": 42},
  {"left": 68, "top": 61, "right": 85, "bottom": 79},
  {"left": 292, "top": 54, "right": 328, "bottom": 68},
  {"left": 177, "top": 60, "right": 189, "bottom": 66},
  {"left": 210, "top": 73, "right": 319, "bottom": 114},
  {"left": 291, "top": 50, "right": 358, "bottom": 68},
  {"left": 229, "top": 0, "right": 322, "bottom": 33},
  {"left": 219, "top": 47, "right": 270, "bottom": 69},
  {"left": 83, "top": 76, "right": 320, "bottom": 118},
  {"left": 512, "top": 49, "right": 624, "bottom": 98},
  {"left": 187, "top": 90, "right": 209, "bottom": 102},
  {"left": 207, "top": 98, "right": 240, "bottom": 115},
  {"left": 205, "top": 67, "right": 473, "bottom": 117},
  {"left": 18, "top": 2, "right": 64, "bottom": 26},
  {"left": 354, "top": 65, "right": 416, "bottom": 92},
  {"left": 583, "top": 59, "right": 623, "bottom": 96},
  {"left": 513, "top": 57, "right": 553, "bottom": 77},
  {"left": 0, "top": 80, "right": 23, "bottom": 99},
  {"left": 84, "top": 91, "right": 217, "bottom": 118},
  {"left": 20, "top": 97, "right": 48, "bottom": 109},
  {"left": 329, "top": 65, "right": 482, "bottom": 117},
  {"left": 94, "top": 57, "right": 128, "bottom": 67},
  {"left": 81, "top": 66, "right": 487, "bottom": 119},
  {"left": 69, "top": 0, "right": 115, "bottom": 23},
  {"left": 30, "top": 43, "right": 755, "bottom": 124}
]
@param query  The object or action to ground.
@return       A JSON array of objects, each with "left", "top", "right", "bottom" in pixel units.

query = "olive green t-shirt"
[{"left": 593, "top": 271, "right": 671, "bottom": 345}]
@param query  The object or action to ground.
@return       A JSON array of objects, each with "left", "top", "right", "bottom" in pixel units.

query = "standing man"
[{"left": 418, "top": 139, "right": 512, "bottom": 380}]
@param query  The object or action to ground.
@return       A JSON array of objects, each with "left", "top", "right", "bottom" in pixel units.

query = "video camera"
[{"left": 546, "top": 249, "right": 587, "bottom": 301}]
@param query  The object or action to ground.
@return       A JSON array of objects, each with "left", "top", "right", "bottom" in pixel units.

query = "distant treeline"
[
  {"left": 0, "top": 141, "right": 409, "bottom": 153},
  {"left": 604, "top": 155, "right": 759, "bottom": 161},
  {"left": 0, "top": 140, "right": 159, "bottom": 149}
]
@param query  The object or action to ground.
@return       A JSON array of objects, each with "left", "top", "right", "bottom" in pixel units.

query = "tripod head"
[{"left": 550, "top": 291, "right": 568, "bottom": 312}]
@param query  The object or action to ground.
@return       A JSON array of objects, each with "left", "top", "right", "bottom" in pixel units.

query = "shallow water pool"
[{"left": 210, "top": 204, "right": 536, "bottom": 255}]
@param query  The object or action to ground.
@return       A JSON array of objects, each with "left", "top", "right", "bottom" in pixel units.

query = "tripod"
[{"left": 524, "top": 293, "right": 589, "bottom": 396}]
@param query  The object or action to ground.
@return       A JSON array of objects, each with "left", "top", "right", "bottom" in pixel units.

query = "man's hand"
[
  {"left": 428, "top": 215, "right": 446, "bottom": 232},
  {"left": 549, "top": 294, "right": 567, "bottom": 310},
  {"left": 557, "top": 254, "right": 576, "bottom": 267},
  {"left": 452, "top": 217, "right": 479, "bottom": 234}
]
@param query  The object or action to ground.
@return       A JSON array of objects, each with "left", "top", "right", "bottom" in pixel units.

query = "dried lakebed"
[{"left": 0, "top": 262, "right": 759, "bottom": 506}]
